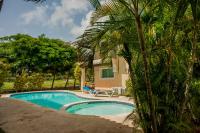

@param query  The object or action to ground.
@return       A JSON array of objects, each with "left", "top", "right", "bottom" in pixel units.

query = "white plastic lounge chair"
[{"left": 95, "top": 89, "right": 117, "bottom": 97}]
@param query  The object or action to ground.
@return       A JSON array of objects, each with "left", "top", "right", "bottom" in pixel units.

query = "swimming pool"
[
  {"left": 10, "top": 91, "right": 134, "bottom": 116},
  {"left": 66, "top": 101, "right": 134, "bottom": 116},
  {"left": 11, "top": 92, "right": 89, "bottom": 110}
]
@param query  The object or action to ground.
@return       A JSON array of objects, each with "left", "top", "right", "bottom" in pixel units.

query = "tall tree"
[{"left": 0, "top": 34, "right": 77, "bottom": 89}]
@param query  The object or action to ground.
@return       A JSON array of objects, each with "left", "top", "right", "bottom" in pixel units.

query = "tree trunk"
[
  {"left": 51, "top": 71, "right": 56, "bottom": 89},
  {"left": 73, "top": 78, "right": 76, "bottom": 89},
  {"left": 65, "top": 77, "right": 69, "bottom": 89},
  {"left": 79, "top": 77, "right": 81, "bottom": 89},
  {"left": 135, "top": 15, "right": 158, "bottom": 133},
  {"left": 65, "top": 72, "right": 70, "bottom": 89}
]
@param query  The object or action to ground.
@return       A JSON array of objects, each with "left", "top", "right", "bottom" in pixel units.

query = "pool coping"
[
  {"left": 7, "top": 90, "right": 99, "bottom": 101},
  {"left": 61, "top": 100, "right": 134, "bottom": 112},
  {"left": 61, "top": 99, "right": 134, "bottom": 127}
]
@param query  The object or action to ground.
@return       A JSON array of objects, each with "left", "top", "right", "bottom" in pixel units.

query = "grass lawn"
[
  {"left": 42, "top": 80, "right": 75, "bottom": 88},
  {"left": 1, "top": 79, "right": 79, "bottom": 90}
]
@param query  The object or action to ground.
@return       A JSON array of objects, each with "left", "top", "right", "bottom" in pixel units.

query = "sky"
[{"left": 0, "top": 0, "right": 94, "bottom": 41}]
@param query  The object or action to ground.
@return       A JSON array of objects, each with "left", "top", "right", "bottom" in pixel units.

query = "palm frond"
[
  {"left": 88, "top": 0, "right": 101, "bottom": 9},
  {"left": 190, "top": 0, "right": 200, "bottom": 21},
  {"left": 0, "top": 0, "right": 3, "bottom": 11},
  {"left": 175, "top": 0, "right": 189, "bottom": 21},
  {"left": 90, "top": 0, "right": 124, "bottom": 25}
]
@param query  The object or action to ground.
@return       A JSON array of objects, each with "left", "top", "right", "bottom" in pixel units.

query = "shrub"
[
  {"left": 14, "top": 71, "right": 45, "bottom": 91},
  {"left": 27, "top": 73, "right": 45, "bottom": 90},
  {"left": 14, "top": 70, "right": 29, "bottom": 91}
]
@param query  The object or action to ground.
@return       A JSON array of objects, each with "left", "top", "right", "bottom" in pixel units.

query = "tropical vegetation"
[{"left": 76, "top": 0, "right": 200, "bottom": 132}]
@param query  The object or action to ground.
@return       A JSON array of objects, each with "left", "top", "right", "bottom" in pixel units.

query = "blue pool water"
[
  {"left": 66, "top": 102, "right": 134, "bottom": 116},
  {"left": 11, "top": 92, "right": 88, "bottom": 110}
]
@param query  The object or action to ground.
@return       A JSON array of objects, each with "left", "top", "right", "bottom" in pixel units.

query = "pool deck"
[
  {"left": 0, "top": 90, "right": 134, "bottom": 133},
  {"left": 0, "top": 98, "right": 132, "bottom": 133}
]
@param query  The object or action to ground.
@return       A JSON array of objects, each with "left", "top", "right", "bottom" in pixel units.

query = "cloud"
[
  {"left": 21, "top": 6, "right": 48, "bottom": 25},
  {"left": 0, "top": 27, "right": 4, "bottom": 32},
  {"left": 70, "top": 10, "right": 93, "bottom": 36},
  {"left": 49, "top": 0, "right": 89, "bottom": 26},
  {"left": 20, "top": 0, "right": 92, "bottom": 37}
]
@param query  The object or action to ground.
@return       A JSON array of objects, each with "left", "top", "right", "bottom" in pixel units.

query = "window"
[{"left": 101, "top": 68, "right": 114, "bottom": 78}]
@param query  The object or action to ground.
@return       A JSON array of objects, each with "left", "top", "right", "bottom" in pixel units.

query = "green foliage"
[{"left": 0, "top": 34, "right": 77, "bottom": 74}]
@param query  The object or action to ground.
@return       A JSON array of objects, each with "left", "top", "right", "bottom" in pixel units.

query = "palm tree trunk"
[
  {"left": 129, "top": 61, "right": 146, "bottom": 131},
  {"left": 123, "top": 43, "right": 145, "bottom": 131},
  {"left": 51, "top": 71, "right": 56, "bottom": 89},
  {"left": 135, "top": 15, "right": 158, "bottom": 133},
  {"left": 180, "top": 21, "right": 197, "bottom": 117},
  {"left": 166, "top": 28, "right": 178, "bottom": 102}
]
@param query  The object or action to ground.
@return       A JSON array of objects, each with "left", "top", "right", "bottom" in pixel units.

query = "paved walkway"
[{"left": 0, "top": 98, "right": 132, "bottom": 133}]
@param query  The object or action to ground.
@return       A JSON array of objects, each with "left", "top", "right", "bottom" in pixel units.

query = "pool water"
[
  {"left": 66, "top": 102, "right": 134, "bottom": 116},
  {"left": 11, "top": 92, "right": 88, "bottom": 110}
]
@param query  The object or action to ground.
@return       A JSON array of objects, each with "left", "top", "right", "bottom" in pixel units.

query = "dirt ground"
[{"left": 0, "top": 98, "right": 132, "bottom": 133}]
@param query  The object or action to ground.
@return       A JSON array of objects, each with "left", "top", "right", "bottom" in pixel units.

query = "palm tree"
[
  {"left": 88, "top": 0, "right": 158, "bottom": 132},
  {"left": 78, "top": 0, "right": 200, "bottom": 132},
  {"left": 76, "top": 1, "right": 151, "bottom": 131}
]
